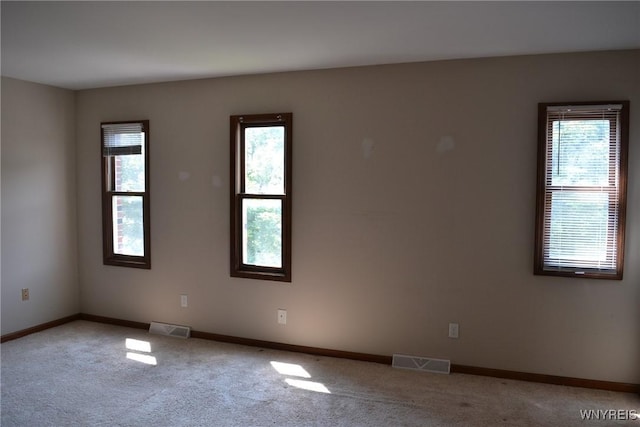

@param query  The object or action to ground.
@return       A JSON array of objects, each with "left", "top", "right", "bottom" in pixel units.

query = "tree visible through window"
[
  {"left": 101, "top": 121, "right": 151, "bottom": 269},
  {"left": 534, "top": 102, "right": 629, "bottom": 279},
  {"left": 230, "top": 113, "right": 292, "bottom": 281}
]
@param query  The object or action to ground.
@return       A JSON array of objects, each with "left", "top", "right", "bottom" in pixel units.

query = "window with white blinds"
[
  {"left": 101, "top": 120, "right": 151, "bottom": 269},
  {"left": 535, "top": 102, "right": 629, "bottom": 279}
]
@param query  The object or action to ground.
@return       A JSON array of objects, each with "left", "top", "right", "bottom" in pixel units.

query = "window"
[
  {"left": 230, "top": 113, "right": 292, "bottom": 281},
  {"left": 101, "top": 121, "right": 150, "bottom": 269},
  {"left": 534, "top": 102, "right": 629, "bottom": 279}
]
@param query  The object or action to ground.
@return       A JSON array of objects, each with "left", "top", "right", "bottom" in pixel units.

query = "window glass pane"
[
  {"left": 115, "top": 145, "right": 145, "bottom": 192},
  {"left": 112, "top": 195, "right": 144, "bottom": 256},
  {"left": 548, "top": 191, "right": 610, "bottom": 266},
  {"left": 244, "top": 126, "right": 284, "bottom": 194},
  {"left": 551, "top": 120, "right": 610, "bottom": 186},
  {"left": 242, "top": 198, "right": 282, "bottom": 268}
]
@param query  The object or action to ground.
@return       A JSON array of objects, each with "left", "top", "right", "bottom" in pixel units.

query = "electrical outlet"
[
  {"left": 21, "top": 288, "right": 29, "bottom": 301},
  {"left": 448, "top": 323, "right": 459, "bottom": 339},
  {"left": 180, "top": 294, "right": 188, "bottom": 308},
  {"left": 277, "top": 309, "right": 287, "bottom": 325}
]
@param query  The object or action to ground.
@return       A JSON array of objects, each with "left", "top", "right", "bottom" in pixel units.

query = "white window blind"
[{"left": 102, "top": 122, "right": 144, "bottom": 156}]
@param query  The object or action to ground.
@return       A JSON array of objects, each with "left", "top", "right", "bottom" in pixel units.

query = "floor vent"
[
  {"left": 392, "top": 354, "right": 450, "bottom": 374},
  {"left": 149, "top": 321, "right": 191, "bottom": 339}
]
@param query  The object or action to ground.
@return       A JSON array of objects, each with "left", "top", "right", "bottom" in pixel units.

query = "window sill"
[
  {"left": 104, "top": 257, "right": 151, "bottom": 270},
  {"left": 534, "top": 267, "right": 622, "bottom": 280},
  {"left": 231, "top": 269, "right": 290, "bottom": 282}
]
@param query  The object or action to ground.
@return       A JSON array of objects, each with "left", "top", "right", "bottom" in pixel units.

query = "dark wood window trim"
[
  {"left": 230, "top": 113, "right": 292, "bottom": 282},
  {"left": 534, "top": 101, "right": 629, "bottom": 279},
  {"left": 101, "top": 120, "right": 151, "bottom": 269}
]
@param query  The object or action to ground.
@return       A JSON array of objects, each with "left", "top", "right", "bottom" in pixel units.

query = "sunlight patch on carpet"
[
  {"left": 126, "top": 352, "right": 157, "bottom": 365},
  {"left": 270, "top": 361, "right": 311, "bottom": 378},
  {"left": 126, "top": 338, "right": 151, "bottom": 352},
  {"left": 125, "top": 338, "right": 156, "bottom": 365},
  {"left": 285, "top": 378, "right": 331, "bottom": 394},
  {"left": 271, "top": 360, "right": 330, "bottom": 394}
]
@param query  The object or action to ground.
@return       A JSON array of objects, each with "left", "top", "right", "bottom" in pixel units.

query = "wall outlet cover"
[
  {"left": 448, "top": 323, "right": 459, "bottom": 339},
  {"left": 277, "top": 309, "right": 287, "bottom": 325}
]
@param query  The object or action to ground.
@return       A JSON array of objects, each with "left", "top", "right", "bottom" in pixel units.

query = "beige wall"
[
  {"left": 75, "top": 50, "right": 639, "bottom": 383},
  {"left": 1, "top": 77, "right": 79, "bottom": 334}
]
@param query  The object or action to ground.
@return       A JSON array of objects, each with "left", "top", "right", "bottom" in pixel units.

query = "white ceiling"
[{"left": 1, "top": 1, "right": 639, "bottom": 90}]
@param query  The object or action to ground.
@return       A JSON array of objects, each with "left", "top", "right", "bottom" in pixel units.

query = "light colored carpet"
[{"left": 1, "top": 321, "right": 638, "bottom": 426}]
